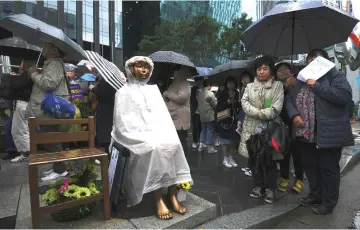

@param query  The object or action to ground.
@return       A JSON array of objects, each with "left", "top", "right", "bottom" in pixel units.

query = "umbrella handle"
[{"left": 36, "top": 48, "right": 43, "bottom": 68}]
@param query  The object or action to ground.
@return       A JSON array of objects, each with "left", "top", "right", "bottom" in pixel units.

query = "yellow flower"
[
  {"left": 88, "top": 182, "right": 96, "bottom": 189},
  {"left": 42, "top": 188, "right": 58, "bottom": 203},
  {"left": 74, "top": 187, "right": 92, "bottom": 199},
  {"left": 90, "top": 187, "right": 100, "bottom": 195},
  {"left": 178, "top": 182, "right": 192, "bottom": 191},
  {"left": 63, "top": 185, "right": 79, "bottom": 198}
]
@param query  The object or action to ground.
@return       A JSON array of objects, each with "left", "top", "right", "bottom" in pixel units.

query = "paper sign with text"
[{"left": 297, "top": 56, "right": 335, "bottom": 82}]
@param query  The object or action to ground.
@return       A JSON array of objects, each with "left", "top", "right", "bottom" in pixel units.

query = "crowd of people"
[
  {"left": 185, "top": 50, "right": 353, "bottom": 214},
  {"left": 0, "top": 43, "right": 354, "bottom": 218}
]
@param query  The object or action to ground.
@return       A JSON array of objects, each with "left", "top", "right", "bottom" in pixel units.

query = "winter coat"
[
  {"left": 91, "top": 78, "right": 116, "bottom": 144},
  {"left": 0, "top": 71, "right": 33, "bottom": 102},
  {"left": 165, "top": 78, "right": 191, "bottom": 130},
  {"left": 239, "top": 78, "right": 284, "bottom": 160},
  {"left": 26, "top": 58, "right": 68, "bottom": 119},
  {"left": 197, "top": 88, "right": 217, "bottom": 122},
  {"left": 216, "top": 87, "right": 240, "bottom": 140},
  {"left": 285, "top": 68, "right": 354, "bottom": 148}
]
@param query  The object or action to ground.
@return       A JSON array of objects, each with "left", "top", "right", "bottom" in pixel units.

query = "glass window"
[
  {"left": 43, "top": 0, "right": 57, "bottom": 26},
  {"left": 83, "top": 0, "right": 94, "bottom": 42},
  {"left": 99, "top": 0, "right": 109, "bottom": 45},
  {"left": 114, "top": 0, "right": 122, "bottom": 48},
  {"left": 64, "top": 0, "right": 76, "bottom": 39},
  {"left": 23, "top": 0, "right": 37, "bottom": 18}
]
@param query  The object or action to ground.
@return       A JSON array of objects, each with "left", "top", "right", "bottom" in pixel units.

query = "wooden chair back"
[{"left": 28, "top": 116, "right": 95, "bottom": 155}]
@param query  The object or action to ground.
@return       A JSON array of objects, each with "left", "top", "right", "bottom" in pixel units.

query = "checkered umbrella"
[{"left": 149, "top": 51, "right": 198, "bottom": 75}]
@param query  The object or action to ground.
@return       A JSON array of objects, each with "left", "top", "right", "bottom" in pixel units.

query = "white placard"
[
  {"left": 108, "top": 146, "right": 119, "bottom": 194},
  {"left": 297, "top": 56, "right": 335, "bottom": 82}
]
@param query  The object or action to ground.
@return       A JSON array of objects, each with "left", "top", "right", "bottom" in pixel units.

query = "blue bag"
[
  {"left": 42, "top": 91, "right": 75, "bottom": 119},
  {"left": 41, "top": 64, "right": 76, "bottom": 119}
]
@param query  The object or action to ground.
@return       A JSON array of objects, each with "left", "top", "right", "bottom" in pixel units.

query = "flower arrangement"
[
  {"left": 176, "top": 181, "right": 192, "bottom": 202},
  {"left": 177, "top": 181, "right": 192, "bottom": 191},
  {"left": 42, "top": 161, "right": 100, "bottom": 222}
]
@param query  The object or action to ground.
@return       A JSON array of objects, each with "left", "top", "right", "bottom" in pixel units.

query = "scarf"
[
  {"left": 254, "top": 77, "right": 274, "bottom": 109},
  {"left": 295, "top": 85, "right": 316, "bottom": 142}
]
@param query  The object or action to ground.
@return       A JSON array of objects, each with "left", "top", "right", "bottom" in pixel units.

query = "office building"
[
  {"left": 210, "top": 1, "right": 242, "bottom": 27},
  {"left": 0, "top": 0, "right": 123, "bottom": 66},
  {"left": 160, "top": 1, "right": 213, "bottom": 22}
]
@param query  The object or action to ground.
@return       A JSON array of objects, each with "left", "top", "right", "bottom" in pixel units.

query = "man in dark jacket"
[
  {"left": 190, "top": 76, "right": 204, "bottom": 149},
  {"left": 286, "top": 49, "right": 354, "bottom": 215}
]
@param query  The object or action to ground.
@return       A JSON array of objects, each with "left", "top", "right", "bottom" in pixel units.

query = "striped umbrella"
[{"left": 83, "top": 50, "right": 125, "bottom": 90}]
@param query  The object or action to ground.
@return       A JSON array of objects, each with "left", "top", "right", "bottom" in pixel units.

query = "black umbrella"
[
  {"left": 0, "top": 37, "right": 41, "bottom": 60},
  {"left": 208, "top": 60, "right": 255, "bottom": 85},
  {"left": 241, "top": 1, "right": 359, "bottom": 59}
]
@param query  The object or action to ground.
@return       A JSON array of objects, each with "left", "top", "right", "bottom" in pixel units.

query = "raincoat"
[{"left": 111, "top": 56, "right": 193, "bottom": 207}]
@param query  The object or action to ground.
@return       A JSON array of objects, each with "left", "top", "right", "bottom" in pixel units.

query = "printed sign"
[
  {"left": 108, "top": 146, "right": 119, "bottom": 193},
  {"left": 297, "top": 56, "right": 335, "bottom": 82}
]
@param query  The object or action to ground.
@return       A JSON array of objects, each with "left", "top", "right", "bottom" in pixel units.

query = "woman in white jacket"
[{"left": 239, "top": 56, "right": 284, "bottom": 204}]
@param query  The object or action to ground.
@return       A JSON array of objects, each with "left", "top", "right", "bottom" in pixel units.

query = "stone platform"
[
  {"left": 13, "top": 185, "right": 215, "bottom": 229},
  {"left": 0, "top": 154, "right": 216, "bottom": 229}
]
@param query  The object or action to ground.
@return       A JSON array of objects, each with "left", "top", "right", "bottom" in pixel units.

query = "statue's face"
[{"left": 131, "top": 60, "right": 151, "bottom": 81}]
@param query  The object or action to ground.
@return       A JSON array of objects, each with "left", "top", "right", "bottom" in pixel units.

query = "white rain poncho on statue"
[{"left": 111, "top": 56, "right": 193, "bottom": 207}]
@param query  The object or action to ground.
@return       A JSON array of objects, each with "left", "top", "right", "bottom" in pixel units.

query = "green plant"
[{"left": 41, "top": 161, "right": 100, "bottom": 222}]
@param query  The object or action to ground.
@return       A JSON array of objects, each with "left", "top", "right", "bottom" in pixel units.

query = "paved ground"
[
  {"left": 273, "top": 162, "right": 360, "bottom": 229},
  {"left": 2, "top": 130, "right": 359, "bottom": 229},
  {"left": 185, "top": 144, "right": 293, "bottom": 217}
]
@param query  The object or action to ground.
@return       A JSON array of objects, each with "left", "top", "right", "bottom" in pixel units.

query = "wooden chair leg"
[
  {"left": 101, "top": 155, "right": 111, "bottom": 220},
  {"left": 29, "top": 166, "right": 40, "bottom": 229}
]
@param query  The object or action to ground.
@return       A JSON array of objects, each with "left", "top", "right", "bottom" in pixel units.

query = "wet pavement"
[{"left": 184, "top": 140, "right": 286, "bottom": 217}]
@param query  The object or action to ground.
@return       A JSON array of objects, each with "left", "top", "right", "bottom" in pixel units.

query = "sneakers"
[
  {"left": 265, "top": 189, "right": 275, "bottom": 204},
  {"left": 228, "top": 157, "right": 238, "bottom": 167},
  {"left": 214, "top": 138, "right": 220, "bottom": 147},
  {"left": 250, "top": 187, "right": 265, "bottom": 198},
  {"left": 192, "top": 143, "right": 198, "bottom": 149},
  {"left": 242, "top": 167, "right": 252, "bottom": 176},
  {"left": 244, "top": 170, "right": 252, "bottom": 176},
  {"left": 292, "top": 180, "right": 304, "bottom": 193},
  {"left": 223, "top": 158, "right": 232, "bottom": 168},
  {"left": 278, "top": 178, "right": 289, "bottom": 193},
  {"left": 42, "top": 169, "right": 54, "bottom": 176},
  {"left": 208, "top": 146, "right": 218, "bottom": 154},
  {"left": 197, "top": 143, "right": 207, "bottom": 151},
  {"left": 41, "top": 171, "right": 68, "bottom": 182},
  {"left": 11, "top": 155, "right": 28, "bottom": 163}
]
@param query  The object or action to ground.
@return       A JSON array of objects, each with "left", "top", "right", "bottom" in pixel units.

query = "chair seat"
[{"left": 29, "top": 148, "right": 107, "bottom": 166}]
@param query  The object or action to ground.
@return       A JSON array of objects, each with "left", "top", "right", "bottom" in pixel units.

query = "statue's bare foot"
[
  {"left": 168, "top": 186, "right": 187, "bottom": 215},
  {"left": 155, "top": 191, "right": 172, "bottom": 220}
]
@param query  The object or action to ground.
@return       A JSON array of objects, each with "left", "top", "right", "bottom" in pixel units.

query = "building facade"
[
  {"left": 160, "top": 1, "right": 213, "bottom": 22},
  {"left": 210, "top": 0, "right": 242, "bottom": 27},
  {"left": 0, "top": 0, "right": 123, "bottom": 66}
]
